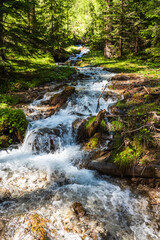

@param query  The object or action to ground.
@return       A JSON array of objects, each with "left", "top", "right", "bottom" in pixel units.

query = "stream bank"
[{"left": 87, "top": 73, "right": 160, "bottom": 178}]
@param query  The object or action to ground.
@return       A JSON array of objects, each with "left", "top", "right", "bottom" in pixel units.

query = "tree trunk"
[
  {"left": 135, "top": 36, "right": 139, "bottom": 54},
  {"left": 51, "top": 0, "right": 54, "bottom": 37},
  {"left": 0, "top": 1, "right": 5, "bottom": 61},
  {"left": 104, "top": 0, "right": 112, "bottom": 58},
  {"left": 28, "top": 0, "right": 36, "bottom": 34},
  {"left": 119, "top": 0, "right": 123, "bottom": 57}
]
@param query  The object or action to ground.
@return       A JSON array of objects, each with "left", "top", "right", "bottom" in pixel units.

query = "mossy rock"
[
  {"left": 53, "top": 48, "right": 70, "bottom": 62},
  {"left": 77, "top": 110, "right": 107, "bottom": 144},
  {"left": 85, "top": 116, "right": 96, "bottom": 130},
  {"left": 0, "top": 135, "right": 9, "bottom": 148},
  {"left": 0, "top": 107, "right": 28, "bottom": 148},
  {"left": 86, "top": 132, "right": 101, "bottom": 150}
]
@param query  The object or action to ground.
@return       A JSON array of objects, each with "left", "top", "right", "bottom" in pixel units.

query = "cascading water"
[{"left": 0, "top": 47, "right": 159, "bottom": 240}]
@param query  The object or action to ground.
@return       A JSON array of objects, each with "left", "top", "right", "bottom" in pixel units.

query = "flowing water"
[{"left": 0, "top": 47, "right": 159, "bottom": 240}]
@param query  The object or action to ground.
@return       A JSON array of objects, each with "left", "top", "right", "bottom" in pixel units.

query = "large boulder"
[
  {"left": 53, "top": 48, "right": 70, "bottom": 62},
  {"left": 27, "top": 127, "right": 64, "bottom": 154}
]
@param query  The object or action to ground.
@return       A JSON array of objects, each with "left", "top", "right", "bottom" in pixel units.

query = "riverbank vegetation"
[{"left": 80, "top": 51, "right": 160, "bottom": 169}]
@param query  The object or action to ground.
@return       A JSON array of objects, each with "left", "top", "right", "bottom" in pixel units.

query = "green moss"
[
  {"left": 85, "top": 117, "right": 107, "bottom": 132},
  {"left": 0, "top": 94, "right": 19, "bottom": 105},
  {"left": 100, "top": 119, "right": 107, "bottom": 131},
  {"left": 87, "top": 133, "right": 100, "bottom": 149},
  {"left": 111, "top": 120, "right": 125, "bottom": 131},
  {"left": 0, "top": 135, "right": 9, "bottom": 148},
  {"left": 114, "top": 142, "right": 143, "bottom": 168},
  {"left": 85, "top": 116, "right": 96, "bottom": 129},
  {"left": 114, "top": 146, "right": 136, "bottom": 168},
  {"left": 0, "top": 107, "right": 28, "bottom": 148},
  {"left": 116, "top": 100, "right": 127, "bottom": 109},
  {"left": 128, "top": 101, "right": 160, "bottom": 116}
]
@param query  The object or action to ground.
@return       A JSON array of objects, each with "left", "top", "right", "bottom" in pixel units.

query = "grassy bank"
[
  {"left": 79, "top": 50, "right": 160, "bottom": 79},
  {"left": 0, "top": 54, "right": 76, "bottom": 94}
]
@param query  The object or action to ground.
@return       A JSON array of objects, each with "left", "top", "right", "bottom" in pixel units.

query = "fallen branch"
[
  {"left": 143, "top": 86, "right": 150, "bottom": 94},
  {"left": 105, "top": 113, "right": 151, "bottom": 118},
  {"left": 97, "top": 84, "right": 107, "bottom": 111},
  {"left": 122, "top": 124, "right": 153, "bottom": 134}
]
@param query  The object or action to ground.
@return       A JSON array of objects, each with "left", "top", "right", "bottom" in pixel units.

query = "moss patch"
[
  {"left": 0, "top": 135, "right": 9, "bottom": 148},
  {"left": 114, "top": 141, "right": 143, "bottom": 169},
  {"left": 85, "top": 116, "right": 96, "bottom": 129},
  {"left": 0, "top": 106, "right": 28, "bottom": 148},
  {"left": 87, "top": 133, "right": 100, "bottom": 149},
  {"left": 111, "top": 120, "right": 125, "bottom": 132}
]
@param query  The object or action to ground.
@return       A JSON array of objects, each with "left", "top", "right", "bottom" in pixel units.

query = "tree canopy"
[{"left": 0, "top": 0, "right": 160, "bottom": 61}]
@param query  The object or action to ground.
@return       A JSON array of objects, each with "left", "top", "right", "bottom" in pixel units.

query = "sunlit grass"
[
  {"left": 80, "top": 50, "right": 160, "bottom": 79},
  {"left": 0, "top": 52, "right": 76, "bottom": 94}
]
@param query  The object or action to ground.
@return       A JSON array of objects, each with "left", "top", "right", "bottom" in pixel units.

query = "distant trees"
[
  {"left": 0, "top": 0, "right": 34, "bottom": 60},
  {"left": 0, "top": 1, "right": 5, "bottom": 60},
  {"left": 0, "top": 0, "right": 75, "bottom": 62},
  {"left": 0, "top": 0, "right": 160, "bottom": 62},
  {"left": 104, "top": 0, "right": 113, "bottom": 58},
  {"left": 104, "top": 0, "right": 160, "bottom": 58}
]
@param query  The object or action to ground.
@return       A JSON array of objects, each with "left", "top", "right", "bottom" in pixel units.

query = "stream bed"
[{"left": 0, "top": 47, "right": 159, "bottom": 240}]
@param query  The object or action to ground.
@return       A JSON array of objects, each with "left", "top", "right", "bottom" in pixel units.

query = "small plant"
[
  {"left": 111, "top": 120, "right": 125, "bottom": 131},
  {"left": 114, "top": 144, "right": 142, "bottom": 168}
]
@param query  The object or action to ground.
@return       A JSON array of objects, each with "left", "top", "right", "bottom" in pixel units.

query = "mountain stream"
[{"left": 0, "top": 47, "right": 159, "bottom": 240}]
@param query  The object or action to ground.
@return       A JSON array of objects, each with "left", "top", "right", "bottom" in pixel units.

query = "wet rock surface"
[{"left": 50, "top": 86, "right": 75, "bottom": 107}]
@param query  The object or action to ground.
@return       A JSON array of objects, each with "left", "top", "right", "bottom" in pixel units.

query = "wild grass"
[{"left": 79, "top": 50, "right": 160, "bottom": 79}]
